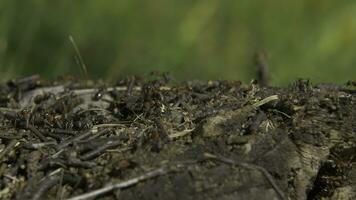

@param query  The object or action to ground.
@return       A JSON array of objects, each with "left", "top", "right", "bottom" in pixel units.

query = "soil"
[{"left": 0, "top": 74, "right": 355, "bottom": 200}]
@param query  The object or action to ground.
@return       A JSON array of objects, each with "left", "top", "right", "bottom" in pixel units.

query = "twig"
[
  {"left": 52, "top": 129, "right": 78, "bottom": 136},
  {"left": 72, "top": 86, "right": 171, "bottom": 96},
  {"left": 105, "top": 146, "right": 132, "bottom": 153},
  {"left": 66, "top": 167, "right": 168, "bottom": 200},
  {"left": 91, "top": 123, "right": 124, "bottom": 129},
  {"left": 271, "top": 109, "right": 291, "bottom": 119},
  {"left": 31, "top": 174, "right": 62, "bottom": 200},
  {"left": 0, "top": 107, "right": 21, "bottom": 112},
  {"left": 56, "top": 128, "right": 109, "bottom": 150},
  {"left": 65, "top": 157, "right": 96, "bottom": 168},
  {"left": 27, "top": 124, "right": 49, "bottom": 142},
  {"left": 55, "top": 130, "right": 90, "bottom": 149},
  {"left": 204, "top": 153, "right": 286, "bottom": 200},
  {"left": 56, "top": 169, "right": 65, "bottom": 200},
  {"left": 169, "top": 128, "right": 195, "bottom": 139},
  {"left": 51, "top": 149, "right": 64, "bottom": 159},
  {"left": 23, "top": 141, "right": 57, "bottom": 149},
  {"left": 3, "top": 174, "right": 20, "bottom": 182},
  {"left": 27, "top": 170, "right": 81, "bottom": 200},
  {"left": 0, "top": 139, "right": 19, "bottom": 160},
  {"left": 80, "top": 139, "right": 122, "bottom": 160},
  {"left": 252, "top": 95, "right": 279, "bottom": 108}
]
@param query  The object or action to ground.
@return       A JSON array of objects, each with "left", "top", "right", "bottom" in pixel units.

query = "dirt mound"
[{"left": 0, "top": 75, "right": 355, "bottom": 200}]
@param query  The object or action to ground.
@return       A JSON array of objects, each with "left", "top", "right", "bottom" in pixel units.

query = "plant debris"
[{"left": 0, "top": 75, "right": 355, "bottom": 200}]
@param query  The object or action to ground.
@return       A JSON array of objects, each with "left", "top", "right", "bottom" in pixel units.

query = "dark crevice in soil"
[{"left": 307, "top": 146, "right": 356, "bottom": 200}]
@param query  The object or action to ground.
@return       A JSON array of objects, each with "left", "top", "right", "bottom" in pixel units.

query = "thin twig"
[
  {"left": 91, "top": 123, "right": 124, "bottom": 129},
  {"left": 66, "top": 167, "right": 167, "bottom": 200},
  {"left": 252, "top": 95, "right": 279, "bottom": 108},
  {"left": 271, "top": 109, "right": 292, "bottom": 119},
  {"left": 3, "top": 174, "right": 20, "bottom": 182},
  {"left": 55, "top": 130, "right": 92, "bottom": 150},
  {"left": 169, "top": 128, "right": 195, "bottom": 139},
  {"left": 23, "top": 141, "right": 57, "bottom": 149},
  {"left": 72, "top": 86, "right": 171, "bottom": 96},
  {"left": 28, "top": 170, "right": 80, "bottom": 200},
  {"left": 56, "top": 128, "right": 109, "bottom": 150},
  {"left": 0, "top": 139, "right": 19, "bottom": 160},
  {"left": 0, "top": 107, "right": 21, "bottom": 112},
  {"left": 204, "top": 153, "right": 286, "bottom": 200},
  {"left": 90, "top": 124, "right": 124, "bottom": 134},
  {"left": 80, "top": 139, "right": 122, "bottom": 160},
  {"left": 105, "top": 146, "right": 132, "bottom": 153},
  {"left": 31, "top": 174, "right": 62, "bottom": 200},
  {"left": 65, "top": 157, "right": 96, "bottom": 168},
  {"left": 56, "top": 169, "right": 65, "bottom": 200},
  {"left": 27, "top": 124, "right": 49, "bottom": 142}
]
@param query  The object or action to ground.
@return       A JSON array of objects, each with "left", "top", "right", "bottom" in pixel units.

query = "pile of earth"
[{"left": 0, "top": 75, "right": 355, "bottom": 200}]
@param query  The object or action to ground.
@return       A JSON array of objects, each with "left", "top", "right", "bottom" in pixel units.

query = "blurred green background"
[{"left": 0, "top": 0, "right": 355, "bottom": 85}]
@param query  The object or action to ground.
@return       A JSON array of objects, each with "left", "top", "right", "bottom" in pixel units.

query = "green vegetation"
[{"left": 0, "top": 0, "right": 355, "bottom": 84}]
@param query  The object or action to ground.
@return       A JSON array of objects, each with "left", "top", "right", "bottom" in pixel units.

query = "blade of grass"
[{"left": 69, "top": 35, "right": 88, "bottom": 80}]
